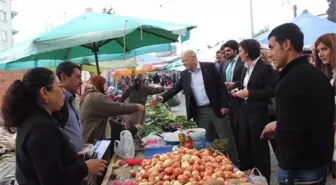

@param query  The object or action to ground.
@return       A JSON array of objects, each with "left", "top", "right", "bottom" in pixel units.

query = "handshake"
[{"left": 149, "top": 96, "right": 163, "bottom": 108}]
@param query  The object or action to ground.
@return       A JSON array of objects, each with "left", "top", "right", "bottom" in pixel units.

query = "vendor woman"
[{"left": 119, "top": 74, "right": 165, "bottom": 125}]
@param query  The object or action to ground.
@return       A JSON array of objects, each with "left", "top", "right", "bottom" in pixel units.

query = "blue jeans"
[{"left": 278, "top": 167, "right": 328, "bottom": 185}]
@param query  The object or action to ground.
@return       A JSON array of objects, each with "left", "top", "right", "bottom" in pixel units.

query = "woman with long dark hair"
[
  {"left": 1, "top": 68, "right": 106, "bottom": 185},
  {"left": 119, "top": 74, "right": 165, "bottom": 125}
]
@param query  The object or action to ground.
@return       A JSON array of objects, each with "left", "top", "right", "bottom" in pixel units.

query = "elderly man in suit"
[{"left": 150, "top": 50, "right": 239, "bottom": 166}]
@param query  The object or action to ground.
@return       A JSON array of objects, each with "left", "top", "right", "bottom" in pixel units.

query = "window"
[
  {"left": 0, "top": 30, "right": 7, "bottom": 41},
  {"left": 0, "top": 10, "right": 6, "bottom": 22}
]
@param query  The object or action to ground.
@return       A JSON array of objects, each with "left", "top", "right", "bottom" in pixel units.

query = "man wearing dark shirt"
[{"left": 261, "top": 23, "right": 335, "bottom": 184}]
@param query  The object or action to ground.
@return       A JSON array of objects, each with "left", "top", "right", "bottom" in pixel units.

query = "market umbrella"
[
  {"left": 0, "top": 43, "right": 172, "bottom": 71},
  {"left": 0, "top": 12, "right": 196, "bottom": 73},
  {"left": 254, "top": 10, "right": 336, "bottom": 46}
]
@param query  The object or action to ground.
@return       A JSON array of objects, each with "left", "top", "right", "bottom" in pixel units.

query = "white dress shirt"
[
  {"left": 242, "top": 57, "right": 260, "bottom": 100},
  {"left": 243, "top": 57, "right": 260, "bottom": 89},
  {"left": 190, "top": 62, "right": 211, "bottom": 106}
]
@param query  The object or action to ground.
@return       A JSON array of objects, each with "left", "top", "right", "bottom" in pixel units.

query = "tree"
[
  {"left": 253, "top": 25, "right": 270, "bottom": 38},
  {"left": 327, "top": 0, "right": 336, "bottom": 22},
  {"left": 102, "top": 7, "right": 116, "bottom": 15}
]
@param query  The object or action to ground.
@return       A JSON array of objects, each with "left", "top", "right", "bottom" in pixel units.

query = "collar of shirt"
[
  {"left": 189, "top": 61, "right": 201, "bottom": 73},
  {"left": 64, "top": 90, "right": 75, "bottom": 102},
  {"left": 229, "top": 55, "right": 240, "bottom": 63},
  {"left": 244, "top": 57, "right": 260, "bottom": 68}
]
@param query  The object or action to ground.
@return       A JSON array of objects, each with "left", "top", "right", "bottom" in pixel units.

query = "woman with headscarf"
[
  {"left": 79, "top": 75, "right": 144, "bottom": 144},
  {"left": 119, "top": 74, "right": 165, "bottom": 125}
]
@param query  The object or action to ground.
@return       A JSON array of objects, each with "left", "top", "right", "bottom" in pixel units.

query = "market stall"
[
  {"left": 102, "top": 104, "right": 258, "bottom": 185},
  {"left": 103, "top": 147, "right": 254, "bottom": 185}
]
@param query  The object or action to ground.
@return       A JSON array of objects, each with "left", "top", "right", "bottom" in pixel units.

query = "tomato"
[
  {"left": 205, "top": 166, "right": 214, "bottom": 173},
  {"left": 164, "top": 167, "right": 174, "bottom": 175},
  {"left": 171, "top": 162, "right": 181, "bottom": 168},
  {"left": 215, "top": 171, "right": 223, "bottom": 178},
  {"left": 177, "top": 175, "right": 189, "bottom": 184},
  {"left": 141, "top": 172, "right": 149, "bottom": 179},
  {"left": 173, "top": 167, "right": 183, "bottom": 176},
  {"left": 129, "top": 170, "right": 136, "bottom": 177},
  {"left": 163, "top": 175, "right": 170, "bottom": 181},
  {"left": 156, "top": 181, "right": 164, "bottom": 185},
  {"left": 116, "top": 160, "right": 123, "bottom": 166},
  {"left": 240, "top": 177, "right": 249, "bottom": 182},
  {"left": 192, "top": 175, "right": 202, "bottom": 181},
  {"left": 191, "top": 170, "right": 200, "bottom": 176},
  {"left": 169, "top": 175, "right": 176, "bottom": 181},
  {"left": 183, "top": 170, "right": 192, "bottom": 178}
]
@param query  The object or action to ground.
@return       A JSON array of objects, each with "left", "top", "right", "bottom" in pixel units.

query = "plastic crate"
[{"left": 144, "top": 145, "right": 175, "bottom": 158}]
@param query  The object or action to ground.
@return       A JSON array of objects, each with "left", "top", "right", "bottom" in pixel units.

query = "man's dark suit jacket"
[
  {"left": 161, "top": 62, "right": 230, "bottom": 120},
  {"left": 220, "top": 57, "right": 244, "bottom": 88}
]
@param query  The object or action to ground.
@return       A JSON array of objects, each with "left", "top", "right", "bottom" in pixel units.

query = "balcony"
[
  {"left": 12, "top": 29, "right": 18, "bottom": 35},
  {"left": 11, "top": 11, "right": 17, "bottom": 19}
]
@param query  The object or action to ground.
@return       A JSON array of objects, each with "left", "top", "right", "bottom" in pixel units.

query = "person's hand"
[
  {"left": 260, "top": 121, "right": 277, "bottom": 139},
  {"left": 225, "top": 82, "right": 235, "bottom": 90},
  {"left": 134, "top": 124, "right": 143, "bottom": 130},
  {"left": 220, "top": 108, "right": 230, "bottom": 115},
  {"left": 236, "top": 89, "right": 249, "bottom": 99},
  {"left": 85, "top": 159, "right": 107, "bottom": 176},
  {"left": 136, "top": 104, "right": 145, "bottom": 112},
  {"left": 231, "top": 88, "right": 239, "bottom": 97},
  {"left": 150, "top": 96, "right": 162, "bottom": 108}
]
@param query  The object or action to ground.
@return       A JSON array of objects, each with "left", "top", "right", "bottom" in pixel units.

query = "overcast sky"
[{"left": 11, "top": 0, "right": 328, "bottom": 49}]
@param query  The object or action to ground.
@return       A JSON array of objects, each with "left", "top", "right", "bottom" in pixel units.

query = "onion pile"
[{"left": 135, "top": 147, "right": 249, "bottom": 185}]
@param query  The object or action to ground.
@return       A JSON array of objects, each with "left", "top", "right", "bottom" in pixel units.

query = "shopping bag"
[
  {"left": 114, "top": 130, "right": 135, "bottom": 158},
  {"left": 249, "top": 168, "right": 268, "bottom": 185}
]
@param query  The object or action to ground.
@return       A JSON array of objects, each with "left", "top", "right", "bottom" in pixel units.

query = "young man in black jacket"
[{"left": 261, "top": 23, "right": 335, "bottom": 185}]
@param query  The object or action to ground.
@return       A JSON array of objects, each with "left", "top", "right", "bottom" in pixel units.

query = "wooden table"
[{"left": 101, "top": 152, "right": 144, "bottom": 185}]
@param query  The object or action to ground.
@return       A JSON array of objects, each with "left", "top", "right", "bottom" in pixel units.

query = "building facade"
[
  {"left": 0, "top": 0, "right": 20, "bottom": 104},
  {"left": 0, "top": 0, "right": 17, "bottom": 51}
]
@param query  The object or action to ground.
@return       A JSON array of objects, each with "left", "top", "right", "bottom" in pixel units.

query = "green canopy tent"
[{"left": 0, "top": 13, "right": 196, "bottom": 74}]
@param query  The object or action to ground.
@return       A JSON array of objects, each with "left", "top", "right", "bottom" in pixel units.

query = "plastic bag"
[
  {"left": 249, "top": 168, "right": 268, "bottom": 185},
  {"left": 141, "top": 132, "right": 165, "bottom": 147},
  {"left": 114, "top": 130, "right": 135, "bottom": 158}
]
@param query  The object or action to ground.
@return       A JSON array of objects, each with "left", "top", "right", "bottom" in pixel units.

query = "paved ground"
[
  {"left": 170, "top": 93, "right": 335, "bottom": 185},
  {"left": 0, "top": 152, "right": 16, "bottom": 184}
]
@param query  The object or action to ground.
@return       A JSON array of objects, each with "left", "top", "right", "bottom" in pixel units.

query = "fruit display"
[{"left": 134, "top": 147, "right": 249, "bottom": 185}]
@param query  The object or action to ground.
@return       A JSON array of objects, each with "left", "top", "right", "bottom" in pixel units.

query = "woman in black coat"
[
  {"left": 231, "top": 39, "right": 277, "bottom": 183},
  {"left": 1, "top": 68, "right": 106, "bottom": 185}
]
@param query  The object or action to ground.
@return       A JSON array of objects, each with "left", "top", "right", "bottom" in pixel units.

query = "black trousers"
[
  {"left": 229, "top": 96, "right": 240, "bottom": 147},
  {"left": 268, "top": 114, "right": 277, "bottom": 152},
  {"left": 238, "top": 102, "right": 271, "bottom": 183}
]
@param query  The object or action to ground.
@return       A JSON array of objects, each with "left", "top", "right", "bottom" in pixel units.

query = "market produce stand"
[
  {"left": 101, "top": 151, "right": 144, "bottom": 185},
  {"left": 101, "top": 147, "right": 253, "bottom": 185}
]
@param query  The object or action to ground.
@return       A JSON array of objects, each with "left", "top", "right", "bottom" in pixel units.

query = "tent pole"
[{"left": 92, "top": 43, "right": 101, "bottom": 75}]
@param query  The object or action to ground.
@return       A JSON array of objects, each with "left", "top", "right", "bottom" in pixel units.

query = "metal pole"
[
  {"left": 293, "top": 5, "right": 298, "bottom": 17},
  {"left": 250, "top": 0, "right": 254, "bottom": 37}
]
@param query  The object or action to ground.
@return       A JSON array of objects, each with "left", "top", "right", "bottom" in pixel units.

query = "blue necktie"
[{"left": 226, "top": 60, "right": 235, "bottom": 82}]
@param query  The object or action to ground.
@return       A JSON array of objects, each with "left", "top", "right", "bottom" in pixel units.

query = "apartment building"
[{"left": 0, "top": 0, "right": 17, "bottom": 51}]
